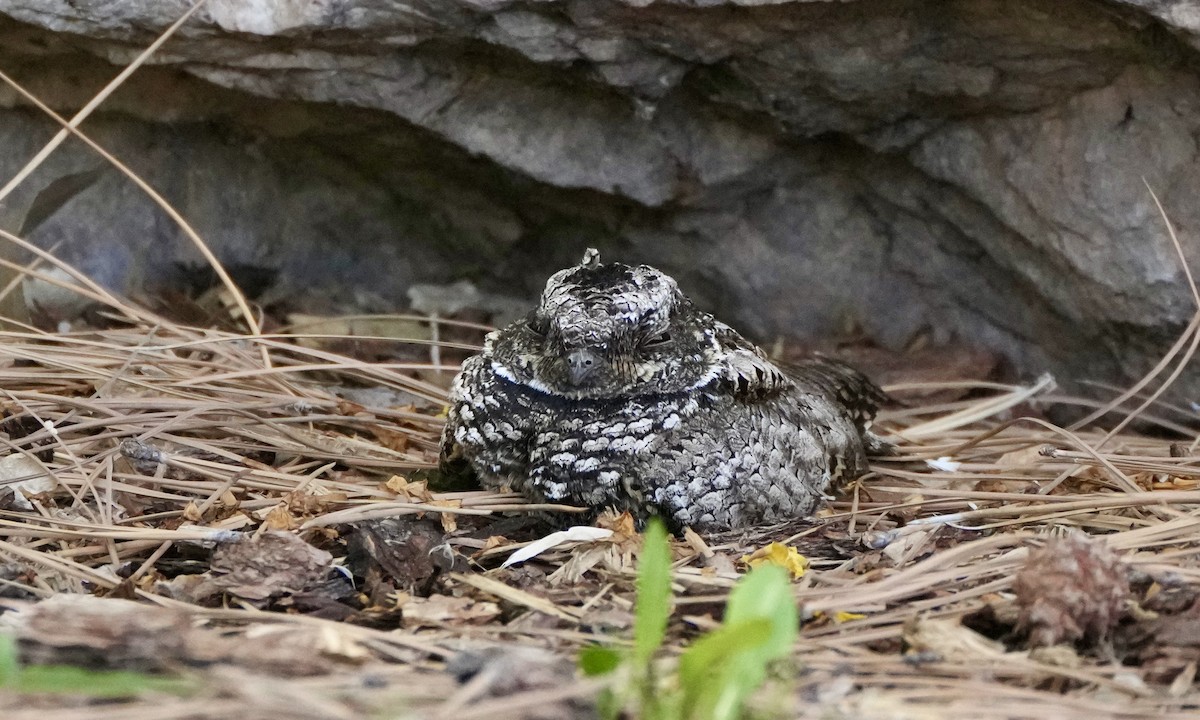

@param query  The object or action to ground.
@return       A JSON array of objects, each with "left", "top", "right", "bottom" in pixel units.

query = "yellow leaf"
[
  {"left": 428, "top": 499, "right": 461, "bottom": 532},
  {"left": 831, "top": 610, "right": 866, "bottom": 623},
  {"left": 740, "top": 542, "right": 808, "bottom": 579},
  {"left": 386, "top": 475, "right": 433, "bottom": 501}
]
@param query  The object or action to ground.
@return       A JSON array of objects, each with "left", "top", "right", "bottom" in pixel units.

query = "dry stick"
[
  {"left": 140, "top": 596, "right": 453, "bottom": 658},
  {"left": 1069, "top": 317, "right": 1200, "bottom": 433},
  {"left": 281, "top": 312, "right": 495, "bottom": 333},
  {"left": 884, "top": 490, "right": 1200, "bottom": 531},
  {"left": 0, "top": 517, "right": 225, "bottom": 542},
  {"left": 1076, "top": 380, "right": 1197, "bottom": 422},
  {"left": 1047, "top": 450, "right": 1200, "bottom": 476}
]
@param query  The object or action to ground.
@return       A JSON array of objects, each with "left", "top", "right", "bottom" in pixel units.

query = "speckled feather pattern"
[{"left": 441, "top": 251, "right": 885, "bottom": 531}]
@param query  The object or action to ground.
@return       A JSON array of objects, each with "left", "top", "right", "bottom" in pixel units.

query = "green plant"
[
  {"left": 580, "top": 520, "right": 799, "bottom": 720},
  {"left": 0, "top": 633, "right": 195, "bottom": 698}
]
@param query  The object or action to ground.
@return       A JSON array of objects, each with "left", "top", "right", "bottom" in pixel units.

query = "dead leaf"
[
  {"left": 597, "top": 510, "right": 637, "bottom": 539},
  {"left": 428, "top": 499, "right": 461, "bottom": 532},
  {"left": 182, "top": 500, "right": 203, "bottom": 522},
  {"left": 882, "top": 529, "right": 929, "bottom": 566},
  {"left": 401, "top": 594, "right": 500, "bottom": 627},
  {"left": 386, "top": 475, "right": 433, "bottom": 502},
  {"left": 741, "top": 542, "right": 809, "bottom": 579},
  {"left": 0, "top": 453, "right": 55, "bottom": 510},
  {"left": 286, "top": 490, "right": 348, "bottom": 514},
  {"left": 204, "top": 531, "right": 333, "bottom": 601},
  {"left": 336, "top": 398, "right": 369, "bottom": 416},
  {"left": 262, "top": 503, "right": 299, "bottom": 530},
  {"left": 370, "top": 427, "right": 411, "bottom": 452},
  {"left": 996, "top": 445, "right": 1048, "bottom": 470},
  {"left": 547, "top": 544, "right": 611, "bottom": 585},
  {"left": 345, "top": 516, "right": 445, "bottom": 589},
  {"left": 903, "top": 616, "right": 1007, "bottom": 661}
]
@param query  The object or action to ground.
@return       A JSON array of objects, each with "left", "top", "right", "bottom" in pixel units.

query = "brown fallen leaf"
[
  {"left": 427, "top": 499, "right": 462, "bottom": 532},
  {"left": 345, "top": 516, "right": 446, "bottom": 592},
  {"left": 159, "top": 531, "right": 333, "bottom": 604},
  {"left": 262, "top": 503, "right": 300, "bottom": 530},
  {"left": 400, "top": 594, "right": 500, "bottom": 627},
  {"left": 903, "top": 615, "right": 1007, "bottom": 662},
  {"left": 285, "top": 490, "right": 348, "bottom": 515},
  {"left": 386, "top": 475, "right": 434, "bottom": 502}
]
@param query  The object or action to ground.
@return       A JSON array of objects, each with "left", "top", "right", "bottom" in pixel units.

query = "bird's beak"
[{"left": 566, "top": 348, "right": 603, "bottom": 386}]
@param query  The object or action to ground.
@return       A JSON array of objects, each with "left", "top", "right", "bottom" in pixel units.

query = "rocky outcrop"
[{"left": 1, "top": 0, "right": 1199, "bottom": 402}]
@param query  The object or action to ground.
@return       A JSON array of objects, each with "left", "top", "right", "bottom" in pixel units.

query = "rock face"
[{"left": 0, "top": 0, "right": 1199, "bottom": 400}]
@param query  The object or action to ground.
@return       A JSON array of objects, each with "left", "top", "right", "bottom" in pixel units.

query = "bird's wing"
[
  {"left": 781, "top": 355, "right": 889, "bottom": 432},
  {"left": 709, "top": 322, "right": 793, "bottom": 400}
]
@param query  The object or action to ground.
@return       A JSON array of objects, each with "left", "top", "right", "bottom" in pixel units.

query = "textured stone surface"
[{"left": 0, "top": 0, "right": 1199, "bottom": 400}]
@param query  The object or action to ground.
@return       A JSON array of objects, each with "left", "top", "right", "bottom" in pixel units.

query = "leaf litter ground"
[
  {"left": 0, "top": 301, "right": 1199, "bottom": 719},
  {"left": 1, "top": 5, "right": 1200, "bottom": 715}
]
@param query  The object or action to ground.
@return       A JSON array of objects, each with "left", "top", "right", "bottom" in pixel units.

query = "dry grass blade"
[{"left": 0, "top": 303, "right": 1196, "bottom": 718}]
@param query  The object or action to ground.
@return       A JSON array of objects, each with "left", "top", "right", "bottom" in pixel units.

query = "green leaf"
[
  {"left": 0, "top": 634, "right": 18, "bottom": 686},
  {"left": 579, "top": 645, "right": 623, "bottom": 677},
  {"left": 11, "top": 665, "right": 194, "bottom": 697},
  {"left": 594, "top": 687, "right": 622, "bottom": 720},
  {"left": 633, "top": 518, "right": 672, "bottom": 668},
  {"left": 723, "top": 564, "right": 799, "bottom": 663},
  {"left": 0, "top": 636, "right": 194, "bottom": 698},
  {"left": 681, "top": 564, "right": 799, "bottom": 720},
  {"left": 677, "top": 618, "right": 772, "bottom": 694}
]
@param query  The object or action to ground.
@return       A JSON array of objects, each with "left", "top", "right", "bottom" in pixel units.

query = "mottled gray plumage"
[{"left": 440, "top": 249, "right": 887, "bottom": 531}]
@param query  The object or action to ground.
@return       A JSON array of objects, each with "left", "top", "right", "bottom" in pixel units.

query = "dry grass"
[
  {"left": 0, "top": 303, "right": 1197, "bottom": 719},
  {"left": 2, "top": 3, "right": 1200, "bottom": 718}
]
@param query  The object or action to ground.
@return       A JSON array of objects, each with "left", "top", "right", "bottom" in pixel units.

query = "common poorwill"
[{"left": 440, "top": 249, "right": 888, "bottom": 531}]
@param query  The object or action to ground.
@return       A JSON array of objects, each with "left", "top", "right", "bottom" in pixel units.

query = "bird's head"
[{"left": 488, "top": 249, "right": 720, "bottom": 399}]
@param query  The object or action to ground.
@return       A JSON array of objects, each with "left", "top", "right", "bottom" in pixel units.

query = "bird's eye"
[{"left": 644, "top": 331, "right": 672, "bottom": 348}]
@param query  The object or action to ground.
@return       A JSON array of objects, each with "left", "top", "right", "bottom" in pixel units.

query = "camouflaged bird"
[{"left": 440, "top": 249, "right": 888, "bottom": 531}]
